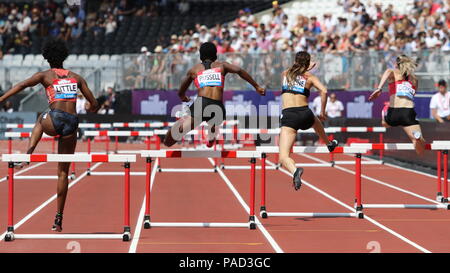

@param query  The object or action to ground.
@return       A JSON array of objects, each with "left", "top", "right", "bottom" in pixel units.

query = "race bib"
[
  {"left": 53, "top": 78, "right": 78, "bottom": 99},
  {"left": 282, "top": 76, "right": 307, "bottom": 93},
  {"left": 396, "top": 81, "right": 415, "bottom": 100},
  {"left": 196, "top": 68, "right": 223, "bottom": 88}
]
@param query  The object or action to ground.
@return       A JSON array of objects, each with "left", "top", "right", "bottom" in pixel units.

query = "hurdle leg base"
[
  {"left": 122, "top": 226, "right": 131, "bottom": 242},
  {"left": 157, "top": 166, "right": 162, "bottom": 172},
  {"left": 5, "top": 227, "right": 15, "bottom": 242},
  {"left": 357, "top": 211, "right": 364, "bottom": 219},
  {"left": 260, "top": 206, "right": 268, "bottom": 218},
  {"left": 249, "top": 216, "right": 256, "bottom": 230},
  {"left": 143, "top": 215, "right": 151, "bottom": 229},
  {"left": 356, "top": 206, "right": 364, "bottom": 219},
  {"left": 436, "top": 192, "right": 443, "bottom": 202},
  {"left": 87, "top": 169, "right": 91, "bottom": 176},
  {"left": 4, "top": 232, "right": 14, "bottom": 242},
  {"left": 70, "top": 172, "right": 76, "bottom": 180}
]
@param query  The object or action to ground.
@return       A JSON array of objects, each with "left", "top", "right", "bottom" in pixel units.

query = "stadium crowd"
[{"left": 159, "top": 0, "right": 450, "bottom": 54}]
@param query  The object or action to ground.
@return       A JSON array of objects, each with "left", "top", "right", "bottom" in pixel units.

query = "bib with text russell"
[{"left": 196, "top": 68, "right": 223, "bottom": 88}]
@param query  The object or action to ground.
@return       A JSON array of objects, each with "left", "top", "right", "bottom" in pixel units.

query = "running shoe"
[
  {"left": 412, "top": 131, "right": 422, "bottom": 140},
  {"left": 293, "top": 167, "right": 304, "bottom": 191},
  {"left": 327, "top": 139, "right": 339, "bottom": 152},
  {"left": 13, "top": 162, "right": 29, "bottom": 169},
  {"left": 52, "top": 213, "right": 63, "bottom": 232}
]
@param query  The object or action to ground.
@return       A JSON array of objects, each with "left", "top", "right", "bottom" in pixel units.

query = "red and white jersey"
[
  {"left": 388, "top": 80, "right": 416, "bottom": 100},
  {"left": 45, "top": 69, "right": 78, "bottom": 104}
]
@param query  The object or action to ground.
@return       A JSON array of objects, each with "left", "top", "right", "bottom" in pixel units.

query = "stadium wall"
[{"left": 130, "top": 90, "right": 435, "bottom": 119}]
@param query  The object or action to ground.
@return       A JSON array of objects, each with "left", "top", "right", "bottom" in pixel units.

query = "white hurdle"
[
  {"left": 84, "top": 130, "right": 158, "bottom": 154},
  {"left": 139, "top": 150, "right": 262, "bottom": 230},
  {"left": 4, "top": 132, "right": 79, "bottom": 180},
  {"left": 2, "top": 153, "right": 136, "bottom": 242},
  {"left": 256, "top": 146, "right": 369, "bottom": 219},
  {"left": 350, "top": 142, "right": 450, "bottom": 209},
  {"left": 6, "top": 123, "right": 112, "bottom": 129}
]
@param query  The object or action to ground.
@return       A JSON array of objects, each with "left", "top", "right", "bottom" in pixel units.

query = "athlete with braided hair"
[{"left": 164, "top": 42, "right": 265, "bottom": 147}]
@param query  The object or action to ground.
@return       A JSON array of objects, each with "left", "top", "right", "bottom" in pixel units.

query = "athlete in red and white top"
[
  {"left": 369, "top": 54, "right": 425, "bottom": 155},
  {"left": 164, "top": 42, "right": 265, "bottom": 147},
  {"left": 0, "top": 38, "right": 99, "bottom": 231}
]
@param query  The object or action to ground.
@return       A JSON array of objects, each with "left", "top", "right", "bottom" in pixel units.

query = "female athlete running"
[
  {"left": 278, "top": 51, "right": 338, "bottom": 191},
  {"left": 0, "top": 38, "right": 99, "bottom": 231},
  {"left": 164, "top": 42, "right": 265, "bottom": 147},
  {"left": 369, "top": 54, "right": 425, "bottom": 155}
]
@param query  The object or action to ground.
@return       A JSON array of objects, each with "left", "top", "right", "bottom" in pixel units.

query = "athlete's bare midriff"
[
  {"left": 191, "top": 61, "right": 226, "bottom": 101},
  {"left": 389, "top": 69, "right": 416, "bottom": 109}
]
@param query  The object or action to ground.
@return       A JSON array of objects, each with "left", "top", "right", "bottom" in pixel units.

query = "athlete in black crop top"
[
  {"left": 278, "top": 51, "right": 338, "bottom": 191},
  {"left": 163, "top": 42, "right": 265, "bottom": 147}
]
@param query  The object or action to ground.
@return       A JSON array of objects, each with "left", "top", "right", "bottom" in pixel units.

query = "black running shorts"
[
  {"left": 384, "top": 107, "right": 419, "bottom": 127},
  {"left": 280, "top": 106, "right": 316, "bottom": 131}
]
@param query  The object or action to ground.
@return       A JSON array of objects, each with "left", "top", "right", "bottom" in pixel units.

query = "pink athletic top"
[{"left": 45, "top": 69, "right": 78, "bottom": 104}]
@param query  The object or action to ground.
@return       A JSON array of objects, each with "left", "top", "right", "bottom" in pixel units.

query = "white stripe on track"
[
  {"left": 0, "top": 162, "right": 47, "bottom": 183},
  {"left": 0, "top": 163, "right": 102, "bottom": 241},
  {"left": 301, "top": 153, "right": 441, "bottom": 205},
  {"left": 129, "top": 158, "right": 159, "bottom": 253},
  {"left": 269, "top": 160, "right": 431, "bottom": 253},
  {"left": 208, "top": 158, "right": 283, "bottom": 253}
]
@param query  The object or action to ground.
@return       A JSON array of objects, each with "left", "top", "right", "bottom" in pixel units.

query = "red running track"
[{"left": 0, "top": 139, "right": 449, "bottom": 252}]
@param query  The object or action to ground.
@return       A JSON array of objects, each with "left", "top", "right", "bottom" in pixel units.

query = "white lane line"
[
  {"left": 269, "top": 160, "right": 431, "bottom": 253},
  {"left": 0, "top": 163, "right": 47, "bottom": 183},
  {"left": 301, "top": 153, "right": 441, "bottom": 205},
  {"left": 129, "top": 158, "right": 159, "bottom": 253},
  {"left": 0, "top": 163, "right": 102, "bottom": 241},
  {"left": 208, "top": 158, "right": 283, "bottom": 253}
]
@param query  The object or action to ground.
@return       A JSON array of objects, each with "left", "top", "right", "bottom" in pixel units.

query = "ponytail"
[
  {"left": 396, "top": 55, "right": 416, "bottom": 80},
  {"left": 286, "top": 51, "right": 310, "bottom": 88}
]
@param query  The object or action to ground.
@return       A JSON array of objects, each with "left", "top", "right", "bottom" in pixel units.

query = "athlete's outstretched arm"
[
  {"left": 178, "top": 69, "right": 194, "bottom": 102},
  {"left": 0, "top": 72, "right": 44, "bottom": 103},
  {"left": 78, "top": 77, "right": 99, "bottom": 113},
  {"left": 369, "top": 69, "right": 393, "bottom": 101},
  {"left": 310, "top": 75, "right": 328, "bottom": 121},
  {"left": 223, "top": 62, "right": 265, "bottom": 95}
]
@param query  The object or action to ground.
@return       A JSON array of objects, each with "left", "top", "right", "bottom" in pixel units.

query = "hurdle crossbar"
[
  {"left": 362, "top": 204, "right": 449, "bottom": 209},
  {"left": 256, "top": 146, "right": 367, "bottom": 219},
  {"left": 146, "top": 222, "right": 250, "bottom": 228},
  {"left": 140, "top": 150, "right": 259, "bottom": 230},
  {"left": 350, "top": 143, "right": 450, "bottom": 203},
  {"left": 350, "top": 142, "right": 450, "bottom": 208},
  {"left": 2, "top": 154, "right": 135, "bottom": 242},
  {"left": 84, "top": 131, "right": 154, "bottom": 137}
]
